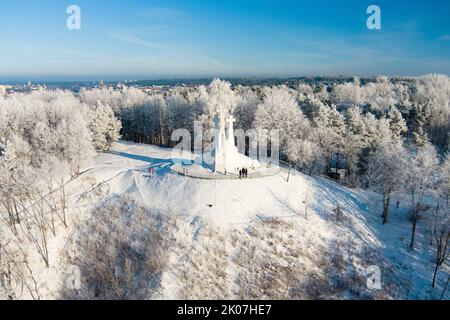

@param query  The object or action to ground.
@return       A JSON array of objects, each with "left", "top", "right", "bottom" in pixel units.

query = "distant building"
[
  {"left": 0, "top": 85, "right": 13, "bottom": 95},
  {"left": 116, "top": 82, "right": 128, "bottom": 91},
  {"left": 36, "top": 85, "right": 46, "bottom": 92},
  {"left": 328, "top": 167, "right": 347, "bottom": 181},
  {"left": 328, "top": 153, "right": 347, "bottom": 180}
]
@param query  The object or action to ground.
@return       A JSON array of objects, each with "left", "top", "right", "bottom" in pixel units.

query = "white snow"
[{"left": 7, "top": 141, "right": 448, "bottom": 300}]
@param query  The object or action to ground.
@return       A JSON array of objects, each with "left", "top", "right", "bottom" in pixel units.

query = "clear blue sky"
[{"left": 0, "top": 0, "right": 449, "bottom": 81}]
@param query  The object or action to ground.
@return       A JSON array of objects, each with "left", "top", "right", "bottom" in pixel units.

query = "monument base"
[{"left": 171, "top": 163, "right": 280, "bottom": 180}]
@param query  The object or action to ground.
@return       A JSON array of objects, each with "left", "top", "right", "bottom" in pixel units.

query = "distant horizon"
[{"left": 1, "top": 72, "right": 447, "bottom": 85}]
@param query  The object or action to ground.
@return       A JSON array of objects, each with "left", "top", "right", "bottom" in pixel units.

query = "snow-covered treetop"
[{"left": 205, "top": 78, "right": 238, "bottom": 117}]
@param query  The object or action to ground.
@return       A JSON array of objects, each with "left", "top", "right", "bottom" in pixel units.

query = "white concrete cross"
[
  {"left": 226, "top": 115, "right": 236, "bottom": 141},
  {"left": 226, "top": 114, "right": 236, "bottom": 129}
]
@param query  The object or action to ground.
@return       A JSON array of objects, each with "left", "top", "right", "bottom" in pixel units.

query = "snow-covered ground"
[{"left": 10, "top": 141, "right": 448, "bottom": 300}]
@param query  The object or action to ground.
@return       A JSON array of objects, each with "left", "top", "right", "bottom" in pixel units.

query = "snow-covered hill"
[{"left": 13, "top": 141, "right": 448, "bottom": 300}]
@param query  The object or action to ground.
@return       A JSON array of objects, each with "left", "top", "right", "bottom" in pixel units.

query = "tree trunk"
[
  {"left": 441, "top": 275, "right": 449, "bottom": 300},
  {"left": 382, "top": 191, "right": 391, "bottom": 225},
  {"left": 60, "top": 185, "right": 67, "bottom": 228},
  {"left": 432, "top": 263, "right": 439, "bottom": 288},
  {"left": 410, "top": 217, "right": 417, "bottom": 249},
  {"left": 335, "top": 153, "right": 340, "bottom": 180},
  {"left": 13, "top": 199, "right": 20, "bottom": 224}
]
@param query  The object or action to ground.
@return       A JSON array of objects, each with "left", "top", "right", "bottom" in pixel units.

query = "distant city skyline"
[{"left": 0, "top": 0, "right": 449, "bottom": 81}]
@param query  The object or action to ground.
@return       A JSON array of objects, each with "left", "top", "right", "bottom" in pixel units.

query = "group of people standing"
[{"left": 239, "top": 168, "right": 248, "bottom": 179}]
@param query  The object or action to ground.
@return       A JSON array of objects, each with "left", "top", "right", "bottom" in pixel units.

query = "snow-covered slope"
[{"left": 16, "top": 141, "right": 448, "bottom": 300}]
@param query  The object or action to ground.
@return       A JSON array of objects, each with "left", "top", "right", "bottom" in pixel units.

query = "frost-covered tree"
[
  {"left": 386, "top": 106, "right": 407, "bottom": 141},
  {"left": 346, "top": 106, "right": 365, "bottom": 136},
  {"left": 187, "top": 85, "right": 208, "bottom": 114},
  {"left": 342, "top": 106, "right": 368, "bottom": 183},
  {"left": 406, "top": 143, "right": 439, "bottom": 249},
  {"left": 366, "top": 142, "right": 408, "bottom": 224},
  {"left": 323, "top": 105, "right": 346, "bottom": 170},
  {"left": 296, "top": 83, "right": 314, "bottom": 102},
  {"left": 361, "top": 113, "right": 393, "bottom": 150},
  {"left": 299, "top": 94, "right": 346, "bottom": 173},
  {"left": 205, "top": 79, "right": 238, "bottom": 117},
  {"left": 0, "top": 89, "right": 106, "bottom": 272},
  {"left": 333, "top": 77, "right": 364, "bottom": 108},
  {"left": 120, "top": 95, "right": 166, "bottom": 145},
  {"left": 430, "top": 155, "right": 450, "bottom": 288},
  {"left": 408, "top": 101, "right": 431, "bottom": 147},
  {"left": 0, "top": 139, "right": 20, "bottom": 232},
  {"left": 255, "top": 86, "right": 309, "bottom": 156},
  {"left": 362, "top": 76, "right": 400, "bottom": 112},
  {"left": 286, "top": 139, "right": 325, "bottom": 174},
  {"left": 313, "top": 83, "right": 329, "bottom": 103},
  {"left": 413, "top": 74, "right": 450, "bottom": 149},
  {"left": 89, "top": 101, "right": 122, "bottom": 151},
  {"left": 61, "top": 111, "right": 95, "bottom": 175},
  {"left": 439, "top": 155, "right": 450, "bottom": 202},
  {"left": 302, "top": 95, "right": 330, "bottom": 128},
  {"left": 166, "top": 93, "right": 194, "bottom": 136},
  {"left": 234, "top": 87, "right": 260, "bottom": 131}
]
